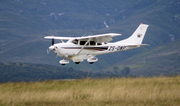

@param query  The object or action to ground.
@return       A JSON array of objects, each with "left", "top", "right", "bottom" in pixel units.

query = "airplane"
[{"left": 44, "top": 23, "right": 149, "bottom": 65}]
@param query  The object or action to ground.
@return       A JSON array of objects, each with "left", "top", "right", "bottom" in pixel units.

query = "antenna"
[{"left": 82, "top": 33, "right": 87, "bottom": 37}]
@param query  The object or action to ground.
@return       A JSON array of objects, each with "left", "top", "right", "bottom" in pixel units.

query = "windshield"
[{"left": 72, "top": 39, "right": 78, "bottom": 44}]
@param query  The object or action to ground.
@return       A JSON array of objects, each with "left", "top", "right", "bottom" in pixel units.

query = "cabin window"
[
  {"left": 72, "top": 39, "right": 78, "bottom": 44},
  {"left": 97, "top": 43, "right": 102, "bottom": 45},
  {"left": 90, "top": 41, "right": 96, "bottom": 45},
  {"left": 80, "top": 41, "right": 86, "bottom": 45}
]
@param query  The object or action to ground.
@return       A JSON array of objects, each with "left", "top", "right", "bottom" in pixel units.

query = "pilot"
[{"left": 72, "top": 39, "right": 78, "bottom": 44}]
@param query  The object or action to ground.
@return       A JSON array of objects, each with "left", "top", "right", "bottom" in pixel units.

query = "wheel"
[
  {"left": 75, "top": 62, "right": 80, "bottom": 64},
  {"left": 89, "top": 62, "right": 94, "bottom": 64}
]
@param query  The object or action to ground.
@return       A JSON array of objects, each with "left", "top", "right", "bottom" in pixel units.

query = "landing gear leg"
[{"left": 59, "top": 58, "right": 69, "bottom": 65}]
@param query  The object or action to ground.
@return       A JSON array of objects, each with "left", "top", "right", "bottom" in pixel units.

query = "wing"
[
  {"left": 44, "top": 33, "right": 121, "bottom": 43},
  {"left": 44, "top": 36, "right": 75, "bottom": 40},
  {"left": 77, "top": 33, "right": 121, "bottom": 43}
]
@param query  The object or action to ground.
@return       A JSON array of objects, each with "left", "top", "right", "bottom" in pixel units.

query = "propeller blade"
[
  {"left": 47, "top": 49, "right": 51, "bottom": 54},
  {"left": 52, "top": 38, "right": 54, "bottom": 45}
]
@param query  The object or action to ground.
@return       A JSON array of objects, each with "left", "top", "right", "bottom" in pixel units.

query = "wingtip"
[
  {"left": 140, "top": 23, "right": 149, "bottom": 27},
  {"left": 44, "top": 36, "right": 52, "bottom": 39}
]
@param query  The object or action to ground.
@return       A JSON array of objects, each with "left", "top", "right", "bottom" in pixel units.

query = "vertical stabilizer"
[{"left": 117, "top": 24, "right": 149, "bottom": 45}]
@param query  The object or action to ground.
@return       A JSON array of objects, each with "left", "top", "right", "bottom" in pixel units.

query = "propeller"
[
  {"left": 47, "top": 35, "right": 55, "bottom": 54},
  {"left": 47, "top": 49, "right": 51, "bottom": 54},
  {"left": 52, "top": 38, "right": 54, "bottom": 45}
]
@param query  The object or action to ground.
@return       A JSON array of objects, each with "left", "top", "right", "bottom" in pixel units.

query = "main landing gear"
[
  {"left": 74, "top": 61, "right": 94, "bottom": 64},
  {"left": 60, "top": 58, "right": 95, "bottom": 65},
  {"left": 75, "top": 62, "right": 80, "bottom": 64},
  {"left": 87, "top": 57, "right": 97, "bottom": 64}
]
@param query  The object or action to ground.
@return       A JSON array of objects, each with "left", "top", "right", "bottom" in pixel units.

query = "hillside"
[
  {"left": 0, "top": 61, "right": 130, "bottom": 82},
  {"left": 0, "top": 0, "right": 180, "bottom": 70},
  {"left": 0, "top": 62, "right": 87, "bottom": 82},
  {"left": 103, "top": 38, "right": 180, "bottom": 76}
]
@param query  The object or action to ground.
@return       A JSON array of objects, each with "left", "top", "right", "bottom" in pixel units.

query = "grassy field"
[{"left": 0, "top": 76, "right": 180, "bottom": 106}]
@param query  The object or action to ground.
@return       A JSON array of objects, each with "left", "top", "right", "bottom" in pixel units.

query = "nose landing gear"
[{"left": 59, "top": 59, "right": 69, "bottom": 65}]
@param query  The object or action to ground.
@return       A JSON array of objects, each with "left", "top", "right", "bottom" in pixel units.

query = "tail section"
[{"left": 117, "top": 23, "right": 149, "bottom": 45}]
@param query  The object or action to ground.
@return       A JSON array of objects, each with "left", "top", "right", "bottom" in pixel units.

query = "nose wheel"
[{"left": 59, "top": 59, "right": 69, "bottom": 65}]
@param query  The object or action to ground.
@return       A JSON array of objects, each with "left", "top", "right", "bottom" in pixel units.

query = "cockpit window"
[
  {"left": 78, "top": 40, "right": 101, "bottom": 46},
  {"left": 72, "top": 39, "right": 78, "bottom": 44}
]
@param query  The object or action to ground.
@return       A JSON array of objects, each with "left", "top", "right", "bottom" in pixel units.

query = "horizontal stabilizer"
[{"left": 127, "top": 44, "right": 149, "bottom": 47}]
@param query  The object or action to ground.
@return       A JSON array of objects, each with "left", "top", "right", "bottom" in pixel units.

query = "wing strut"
[{"left": 76, "top": 38, "right": 91, "bottom": 55}]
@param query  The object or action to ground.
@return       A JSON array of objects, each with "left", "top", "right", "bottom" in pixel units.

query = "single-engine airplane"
[{"left": 44, "top": 23, "right": 149, "bottom": 65}]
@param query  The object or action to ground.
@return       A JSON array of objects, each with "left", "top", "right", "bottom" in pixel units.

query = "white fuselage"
[{"left": 51, "top": 41, "right": 137, "bottom": 62}]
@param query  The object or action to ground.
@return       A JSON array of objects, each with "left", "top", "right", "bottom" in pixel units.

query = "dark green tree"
[{"left": 121, "top": 67, "right": 130, "bottom": 77}]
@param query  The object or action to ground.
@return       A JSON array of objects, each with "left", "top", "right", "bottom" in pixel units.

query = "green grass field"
[{"left": 0, "top": 76, "right": 180, "bottom": 106}]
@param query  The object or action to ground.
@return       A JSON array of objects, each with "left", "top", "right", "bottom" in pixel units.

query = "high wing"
[
  {"left": 44, "top": 36, "right": 75, "bottom": 40},
  {"left": 44, "top": 33, "right": 121, "bottom": 43},
  {"left": 76, "top": 33, "right": 121, "bottom": 43}
]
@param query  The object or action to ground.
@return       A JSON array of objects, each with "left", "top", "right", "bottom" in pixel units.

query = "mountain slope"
[{"left": 1, "top": 0, "right": 180, "bottom": 42}]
